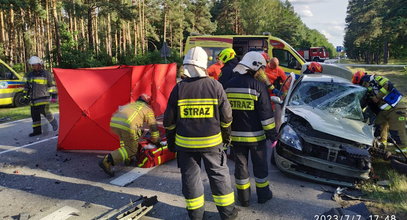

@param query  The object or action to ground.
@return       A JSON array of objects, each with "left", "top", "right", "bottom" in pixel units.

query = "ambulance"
[
  {"left": 0, "top": 59, "right": 27, "bottom": 107},
  {"left": 184, "top": 34, "right": 306, "bottom": 74}
]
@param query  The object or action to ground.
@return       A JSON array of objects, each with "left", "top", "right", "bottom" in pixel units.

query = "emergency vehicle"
[
  {"left": 184, "top": 34, "right": 306, "bottom": 74},
  {"left": 297, "top": 47, "right": 330, "bottom": 62},
  {"left": 0, "top": 59, "right": 27, "bottom": 107}
]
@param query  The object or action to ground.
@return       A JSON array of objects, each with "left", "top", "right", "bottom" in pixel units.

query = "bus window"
[
  {"left": 272, "top": 49, "right": 301, "bottom": 70},
  {"left": 202, "top": 47, "right": 227, "bottom": 66}
]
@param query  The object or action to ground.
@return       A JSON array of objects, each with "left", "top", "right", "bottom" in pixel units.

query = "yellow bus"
[
  {"left": 184, "top": 34, "right": 306, "bottom": 74},
  {"left": 0, "top": 59, "right": 27, "bottom": 107}
]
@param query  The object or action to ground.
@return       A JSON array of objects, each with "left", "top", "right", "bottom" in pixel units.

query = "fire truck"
[{"left": 297, "top": 47, "right": 329, "bottom": 62}]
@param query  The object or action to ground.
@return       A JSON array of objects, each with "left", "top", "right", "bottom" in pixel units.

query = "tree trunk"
[
  {"left": 107, "top": 13, "right": 112, "bottom": 56},
  {"left": 45, "top": 0, "right": 52, "bottom": 66},
  {"left": 134, "top": 19, "right": 138, "bottom": 55},
  {"left": 52, "top": 0, "right": 61, "bottom": 65},
  {"left": 0, "top": 10, "right": 5, "bottom": 43},
  {"left": 9, "top": 5, "right": 15, "bottom": 64},
  {"left": 383, "top": 40, "right": 389, "bottom": 64},
  {"left": 95, "top": 11, "right": 99, "bottom": 54},
  {"left": 163, "top": 1, "right": 167, "bottom": 43},
  {"left": 87, "top": 5, "right": 94, "bottom": 50}
]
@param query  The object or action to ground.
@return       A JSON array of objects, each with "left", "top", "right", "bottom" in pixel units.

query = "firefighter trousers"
[
  {"left": 178, "top": 148, "right": 236, "bottom": 220},
  {"left": 375, "top": 102, "right": 407, "bottom": 148},
  {"left": 110, "top": 127, "right": 142, "bottom": 165},
  {"left": 233, "top": 142, "right": 272, "bottom": 203},
  {"left": 30, "top": 104, "right": 56, "bottom": 133}
]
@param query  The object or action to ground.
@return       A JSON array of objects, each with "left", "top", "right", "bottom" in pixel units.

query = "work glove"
[
  {"left": 254, "top": 69, "right": 272, "bottom": 87},
  {"left": 165, "top": 130, "right": 176, "bottom": 153}
]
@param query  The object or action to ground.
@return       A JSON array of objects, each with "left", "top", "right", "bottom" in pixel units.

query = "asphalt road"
[{"left": 0, "top": 116, "right": 339, "bottom": 220}]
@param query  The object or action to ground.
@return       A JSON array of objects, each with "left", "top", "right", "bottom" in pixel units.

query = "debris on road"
[{"left": 100, "top": 195, "right": 158, "bottom": 220}]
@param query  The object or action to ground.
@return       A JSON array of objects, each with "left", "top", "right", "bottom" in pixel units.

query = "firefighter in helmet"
[
  {"left": 164, "top": 46, "right": 238, "bottom": 220},
  {"left": 218, "top": 48, "right": 239, "bottom": 88},
  {"left": 352, "top": 71, "right": 407, "bottom": 153},
  {"left": 24, "top": 56, "right": 58, "bottom": 137},
  {"left": 99, "top": 94, "right": 160, "bottom": 177},
  {"left": 302, "top": 62, "right": 323, "bottom": 74},
  {"left": 224, "top": 51, "right": 277, "bottom": 207}
]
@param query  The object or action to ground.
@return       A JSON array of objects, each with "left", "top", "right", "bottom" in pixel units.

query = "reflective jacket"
[
  {"left": 25, "top": 69, "right": 54, "bottom": 106},
  {"left": 110, "top": 100, "right": 160, "bottom": 143},
  {"left": 218, "top": 58, "right": 239, "bottom": 88},
  {"left": 224, "top": 74, "right": 277, "bottom": 146},
  {"left": 363, "top": 75, "right": 403, "bottom": 111},
  {"left": 164, "top": 77, "right": 232, "bottom": 152}
]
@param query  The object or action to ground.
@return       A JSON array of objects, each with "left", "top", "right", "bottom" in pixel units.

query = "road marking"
[
  {"left": 110, "top": 167, "right": 156, "bottom": 187},
  {"left": 0, "top": 118, "right": 32, "bottom": 126},
  {"left": 0, "top": 136, "right": 57, "bottom": 155},
  {"left": 40, "top": 206, "right": 79, "bottom": 220}
]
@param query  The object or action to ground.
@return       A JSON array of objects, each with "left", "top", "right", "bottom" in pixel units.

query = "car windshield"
[{"left": 288, "top": 81, "right": 367, "bottom": 121}]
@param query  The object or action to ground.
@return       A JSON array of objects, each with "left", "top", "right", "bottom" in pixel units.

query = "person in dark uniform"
[
  {"left": 224, "top": 51, "right": 277, "bottom": 207},
  {"left": 24, "top": 56, "right": 58, "bottom": 137},
  {"left": 164, "top": 46, "right": 238, "bottom": 220},
  {"left": 218, "top": 48, "right": 239, "bottom": 88}
]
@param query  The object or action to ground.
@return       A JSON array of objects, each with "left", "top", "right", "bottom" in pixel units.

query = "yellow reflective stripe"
[
  {"left": 186, "top": 195, "right": 204, "bottom": 210},
  {"left": 127, "top": 103, "right": 145, "bottom": 123},
  {"left": 255, "top": 181, "right": 269, "bottom": 188},
  {"left": 151, "top": 131, "right": 159, "bottom": 138},
  {"left": 178, "top": 98, "right": 218, "bottom": 106},
  {"left": 153, "top": 146, "right": 168, "bottom": 154},
  {"left": 380, "top": 87, "right": 389, "bottom": 95},
  {"left": 212, "top": 192, "right": 234, "bottom": 207},
  {"left": 111, "top": 117, "right": 129, "bottom": 123},
  {"left": 137, "top": 157, "right": 149, "bottom": 167},
  {"left": 32, "top": 124, "right": 41, "bottom": 128},
  {"left": 399, "top": 117, "right": 406, "bottom": 121},
  {"left": 231, "top": 135, "right": 266, "bottom": 142},
  {"left": 175, "top": 133, "right": 222, "bottom": 148},
  {"left": 110, "top": 122, "right": 135, "bottom": 134},
  {"left": 32, "top": 79, "right": 47, "bottom": 84},
  {"left": 118, "top": 147, "right": 128, "bottom": 162},
  {"left": 236, "top": 182, "right": 250, "bottom": 190},
  {"left": 221, "top": 121, "right": 232, "bottom": 128},
  {"left": 158, "top": 156, "right": 161, "bottom": 165},
  {"left": 262, "top": 122, "right": 275, "bottom": 131},
  {"left": 377, "top": 77, "right": 389, "bottom": 86},
  {"left": 227, "top": 93, "right": 258, "bottom": 101},
  {"left": 32, "top": 101, "right": 49, "bottom": 106},
  {"left": 165, "top": 124, "right": 176, "bottom": 130}
]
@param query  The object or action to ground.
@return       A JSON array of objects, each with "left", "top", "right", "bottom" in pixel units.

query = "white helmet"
[
  {"left": 28, "top": 56, "right": 43, "bottom": 65},
  {"left": 238, "top": 51, "right": 266, "bottom": 72},
  {"left": 183, "top": 46, "right": 208, "bottom": 69}
]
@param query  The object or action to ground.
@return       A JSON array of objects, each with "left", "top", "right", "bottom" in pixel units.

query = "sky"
[{"left": 288, "top": 0, "right": 349, "bottom": 47}]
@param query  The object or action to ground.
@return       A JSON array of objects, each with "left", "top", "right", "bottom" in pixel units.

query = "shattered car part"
[
  {"left": 99, "top": 195, "right": 158, "bottom": 220},
  {"left": 273, "top": 74, "right": 374, "bottom": 187}
]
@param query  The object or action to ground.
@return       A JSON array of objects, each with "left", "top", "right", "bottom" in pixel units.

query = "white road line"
[
  {"left": 110, "top": 167, "right": 156, "bottom": 187},
  {"left": 40, "top": 206, "right": 79, "bottom": 220},
  {"left": 0, "top": 117, "right": 32, "bottom": 126},
  {"left": 0, "top": 136, "right": 57, "bottom": 155}
]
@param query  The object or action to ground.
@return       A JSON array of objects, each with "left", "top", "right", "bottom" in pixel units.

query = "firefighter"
[
  {"left": 224, "top": 51, "right": 277, "bottom": 207},
  {"left": 218, "top": 48, "right": 239, "bottom": 88},
  {"left": 164, "top": 46, "right": 238, "bottom": 220},
  {"left": 99, "top": 94, "right": 160, "bottom": 177},
  {"left": 352, "top": 71, "right": 407, "bottom": 153},
  {"left": 302, "top": 61, "right": 323, "bottom": 74},
  {"left": 25, "top": 56, "right": 58, "bottom": 137}
]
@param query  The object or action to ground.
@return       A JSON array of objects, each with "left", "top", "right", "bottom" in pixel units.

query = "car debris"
[{"left": 99, "top": 195, "right": 158, "bottom": 220}]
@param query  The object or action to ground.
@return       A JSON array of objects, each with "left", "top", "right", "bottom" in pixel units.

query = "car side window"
[
  {"left": 0, "top": 63, "right": 17, "bottom": 80},
  {"left": 272, "top": 49, "right": 301, "bottom": 70}
]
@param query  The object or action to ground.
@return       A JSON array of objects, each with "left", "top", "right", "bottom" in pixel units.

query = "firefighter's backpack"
[{"left": 136, "top": 140, "right": 176, "bottom": 168}]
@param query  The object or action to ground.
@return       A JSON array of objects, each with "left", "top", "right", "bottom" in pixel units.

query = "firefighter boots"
[
  {"left": 257, "top": 190, "right": 273, "bottom": 204},
  {"left": 29, "top": 127, "right": 42, "bottom": 137},
  {"left": 99, "top": 155, "right": 115, "bottom": 177}
]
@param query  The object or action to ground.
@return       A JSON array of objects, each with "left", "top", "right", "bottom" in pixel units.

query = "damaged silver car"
[{"left": 271, "top": 73, "right": 374, "bottom": 187}]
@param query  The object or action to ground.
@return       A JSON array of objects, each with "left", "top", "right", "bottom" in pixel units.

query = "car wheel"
[
  {"left": 13, "top": 92, "right": 28, "bottom": 107},
  {"left": 313, "top": 57, "right": 320, "bottom": 62}
]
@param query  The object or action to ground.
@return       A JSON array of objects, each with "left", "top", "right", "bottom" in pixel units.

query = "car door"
[{"left": 273, "top": 72, "right": 296, "bottom": 131}]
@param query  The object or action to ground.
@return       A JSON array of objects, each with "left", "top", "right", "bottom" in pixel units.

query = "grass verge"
[{"left": 0, "top": 103, "right": 59, "bottom": 123}]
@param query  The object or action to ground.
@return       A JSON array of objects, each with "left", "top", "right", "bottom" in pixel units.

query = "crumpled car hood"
[{"left": 287, "top": 105, "right": 374, "bottom": 146}]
